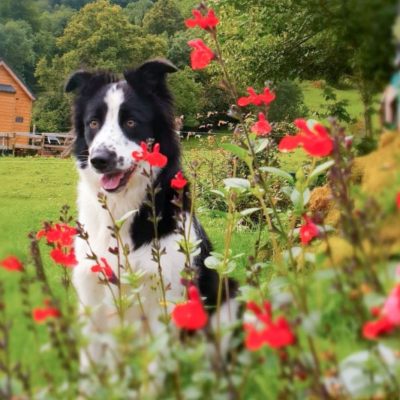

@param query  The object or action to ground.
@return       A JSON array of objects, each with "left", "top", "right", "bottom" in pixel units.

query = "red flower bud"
[
  {"left": 171, "top": 171, "right": 188, "bottom": 190},
  {"left": 0, "top": 256, "right": 23, "bottom": 272}
]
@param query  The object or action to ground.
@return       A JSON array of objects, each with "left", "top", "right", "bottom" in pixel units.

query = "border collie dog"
[{"left": 65, "top": 59, "right": 237, "bottom": 370}]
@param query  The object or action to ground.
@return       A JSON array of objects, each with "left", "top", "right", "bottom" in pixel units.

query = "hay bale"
[{"left": 310, "top": 131, "right": 400, "bottom": 257}]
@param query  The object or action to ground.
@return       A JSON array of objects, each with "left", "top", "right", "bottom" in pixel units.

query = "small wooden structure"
[
  {"left": 0, "top": 132, "right": 74, "bottom": 157},
  {"left": 0, "top": 59, "right": 35, "bottom": 145}
]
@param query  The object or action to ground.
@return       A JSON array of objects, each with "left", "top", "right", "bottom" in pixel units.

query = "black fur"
[{"left": 66, "top": 59, "right": 236, "bottom": 309}]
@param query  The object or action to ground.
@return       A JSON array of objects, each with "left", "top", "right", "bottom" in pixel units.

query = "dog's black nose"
[{"left": 90, "top": 150, "right": 116, "bottom": 172}]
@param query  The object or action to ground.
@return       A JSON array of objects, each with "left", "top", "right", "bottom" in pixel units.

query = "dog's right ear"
[{"left": 65, "top": 71, "right": 93, "bottom": 93}]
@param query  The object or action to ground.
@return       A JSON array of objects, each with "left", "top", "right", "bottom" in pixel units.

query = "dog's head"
[{"left": 66, "top": 59, "right": 179, "bottom": 193}]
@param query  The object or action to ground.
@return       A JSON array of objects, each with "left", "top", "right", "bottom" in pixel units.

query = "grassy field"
[
  {"left": 0, "top": 156, "right": 258, "bottom": 263},
  {"left": 300, "top": 81, "right": 364, "bottom": 120},
  {"left": 300, "top": 80, "right": 382, "bottom": 132}
]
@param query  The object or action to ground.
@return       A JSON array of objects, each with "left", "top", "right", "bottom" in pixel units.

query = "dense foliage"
[{"left": 0, "top": 0, "right": 396, "bottom": 133}]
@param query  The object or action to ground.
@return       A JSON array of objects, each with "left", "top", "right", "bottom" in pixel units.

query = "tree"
[
  {"left": 213, "top": 0, "right": 397, "bottom": 136},
  {"left": 168, "top": 67, "right": 204, "bottom": 126},
  {"left": 0, "top": 0, "right": 41, "bottom": 30},
  {"left": 34, "top": 0, "right": 168, "bottom": 131},
  {"left": 174, "top": 0, "right": 199, "bottom": 18},
  {"left": 167, "top": 30, "right": 193, "bottom": 69},
  {"left": 49, "top": 0, "right": 92, "bottom": 8},
  {"left": 0, "top": 21, "right": 36, "bottom": 87},
  {"left": 34, "top": 5, "right": 76, "bottom": 65},
  {"left": 125, "top": 0, "right": 154, "bottom": 26},
  {"left": 142, "top": 0, "right": 183, "bottom": 36}
]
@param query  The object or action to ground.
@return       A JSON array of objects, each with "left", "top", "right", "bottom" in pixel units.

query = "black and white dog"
[{"left": 65, "top": 59, "right": 237, "bottom": 369}]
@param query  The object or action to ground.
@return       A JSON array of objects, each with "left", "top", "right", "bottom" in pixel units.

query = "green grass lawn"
[
  {"left": 300, "top": 80, "right": 382, "bottom": 133},
  {"left": 0, "top": 156, "right": 258, "bottom": 262},
  {"left": 300, "top": 81, "right": 364, "bottom": 121}
]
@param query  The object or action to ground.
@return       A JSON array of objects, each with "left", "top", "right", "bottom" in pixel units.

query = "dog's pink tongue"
[{"left": 101, "top": 172, "right": 124, "bottom": 190}]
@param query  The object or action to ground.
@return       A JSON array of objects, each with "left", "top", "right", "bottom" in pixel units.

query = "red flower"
[
  {"left": 263, "top": 317, "right": 297, "bottom": 348},
  {"left": 185, "top": 9, "right": 219, "bottom": 30},
  {"left": 244, "top": 301, "right": 295, "bottom": 351},
  {"left": 0, "top": 256, "right": 23, "bottom": 272},
  {"left": 132, "top": 142, "right": 168, "bottom": 168},
  {"left": 362, "top": 316, "right": 395, "bottom": 340},
  {"left": 188, "top": 39, "right": 214, "bottom": 70},
  {"left": 382, "top": 284, "right": 400, "bottom": 325},
  {"left": 37, "top": 224, "right": 76, "bottom": 246},
  {"left": 171, "top": 171, "right": 188, "bottom": 190},
  {"left": 251, "top": 113, "right": 272, "bottom": 136},
  {"left": 279, "top": 119, "right": 333, "bottom": 157},
  {"left": 33, "top": 301, "right": 61, "bottom": 323},
  {"left": 237, "top": 87, "right": 276, "bottom": 107},
  {"left": 50, "top": 247, "right": 77, "bottom": 267},
  {"left": 396, "top": 192, "right": 400, "bottom": 210},
  {"left": 299, "top": 215, "right": 319, "bottom": 245},
  {"left": 362, "top": 285, "right": 400, "bottom": 341},
  {"left": 37, "top": 223, "right": 77, "bottom": 247},
  {"left": 370, "top": 306, "right": 382, "bottom": 317},
  {"left": 91, "top": 258, "right": 117, "bottom": 284},
  {"left": 171, "top": 285, "right": 208, "bottom": 330}
]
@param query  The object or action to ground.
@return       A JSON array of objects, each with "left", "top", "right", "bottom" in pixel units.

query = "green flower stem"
[{"left": 148, "top": 167, "right": 169, "bottom": 323}]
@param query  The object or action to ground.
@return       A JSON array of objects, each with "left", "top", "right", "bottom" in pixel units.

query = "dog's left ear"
[
  {"left": 65, "top": 71, "right": 94, "bottom": 93},
  {"left": 124, "top": 58, "right": 178, "bottom": 96}
]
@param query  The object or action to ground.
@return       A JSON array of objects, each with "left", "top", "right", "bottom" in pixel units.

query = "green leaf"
[
  {"left": 290, "top": 188, "right": 302, "bottom": 207},
  {"left": 223, "top": 178, "right": 251, "bottom": 190},
  {"left": 260, "top": 166, "right": 294, "bottom": 184},
  {"left": 240, "top": 207, "right": 261, "bottom": 216},
  {"left": 301, "top": 311, "right": 321, "bottom": 335},
  {"left": 221, "top": 143, "right": 250, "bottom": 164},
  {"left": 309, "top": 160, "right": 334, "bottom": 182},
  {"left": 204, "top": 255, "right": 221, "bottom": 270},
  {"left": 290, "top": 188, "right": 311, "bottom": 208},
  {"left": 115, "top": 209, "right": 138, "bottom": 228},
  {"left": 210, "top": 189, "right": 226, "bottom": 198},
  {"left": 254, "top": 138, "right": 270, "bottom": 153},
  {"left": 303, "top": 188, "right": 311, "bottom": 206}
]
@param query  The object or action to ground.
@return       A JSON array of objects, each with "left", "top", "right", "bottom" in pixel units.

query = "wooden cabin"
[{"left": 0, "top": 59, "right": 35, "bottom": 148}]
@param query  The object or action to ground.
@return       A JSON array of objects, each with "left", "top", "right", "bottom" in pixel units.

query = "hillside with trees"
[{"left": 0, "top": 0, "right": 397, "bottom": 134}]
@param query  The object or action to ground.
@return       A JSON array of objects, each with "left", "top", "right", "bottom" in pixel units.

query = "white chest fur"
[{"left": 72, "top": 169, "right": 193, "bottom": 333}]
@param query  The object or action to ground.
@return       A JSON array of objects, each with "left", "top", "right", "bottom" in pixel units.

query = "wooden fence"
[{"left": 0, "top": 132, "right": 74, "bottom": 157}]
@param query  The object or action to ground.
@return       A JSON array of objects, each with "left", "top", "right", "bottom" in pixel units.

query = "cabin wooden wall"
[{"left": 0, "top": 65, "right": 33, "bottom": 145}]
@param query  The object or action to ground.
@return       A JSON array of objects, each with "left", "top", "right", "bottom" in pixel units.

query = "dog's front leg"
[{"left": 73, "top": 263, "right": 119, "bottom": 369}]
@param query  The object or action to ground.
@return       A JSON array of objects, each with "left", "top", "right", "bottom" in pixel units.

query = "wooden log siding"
[{"left": 0, "top": 61, "right": 35, "bottom": 143}]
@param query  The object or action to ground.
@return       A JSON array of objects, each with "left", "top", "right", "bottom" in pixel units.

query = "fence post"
[
  {"left": 41, "top": 133, "right": 45, "bottom": 155},
  {"left": 11, "top": 133, "right": 16, "bottom": 156}
]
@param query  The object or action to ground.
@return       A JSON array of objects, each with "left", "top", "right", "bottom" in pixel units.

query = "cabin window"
[{"left": 15, "top": 116, "right": 24, "bottom": 123}]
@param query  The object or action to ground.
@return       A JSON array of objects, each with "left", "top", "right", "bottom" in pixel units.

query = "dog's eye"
[
  {"left": 89, "top": 120, "right": 99, "bottom": 130},
  {"left": 125, "top": 119, "right": 135, "bottom": 128}
]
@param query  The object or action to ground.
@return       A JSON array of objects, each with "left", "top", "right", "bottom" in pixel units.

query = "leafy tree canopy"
[
  {"left": 125, "top": 0, "right": 154, "bottom": 26},
  {"left": 168, "top": 67, "right": 204, "bottom": 126},
  {"left": 0, "top": 0, "right": 41, "bottom": 30},
  {"left": 0, "top": 20, "right": 36, "bottom": 87},
  {"left": 56, "top": 0, "right": 167, "bottom": 70},
  {"left": 34, "top": 0, "right": 168, "bottom": 131},
  {"left": 143, "top": 0, "right": 184, "bottom": 36}
]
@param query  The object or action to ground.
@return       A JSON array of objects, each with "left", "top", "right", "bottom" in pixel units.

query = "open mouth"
[{"left": 100, "top": 166, "right": 136, "bottom": 192}]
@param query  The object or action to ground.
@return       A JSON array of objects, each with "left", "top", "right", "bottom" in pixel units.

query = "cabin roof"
[{"left": 0, "top": 59, "right": 35, "bottom": 100}]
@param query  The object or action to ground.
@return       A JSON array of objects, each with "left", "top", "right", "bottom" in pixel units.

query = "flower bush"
[{"left": 1, "top": 4, "right": 400, "bottom": 400}]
